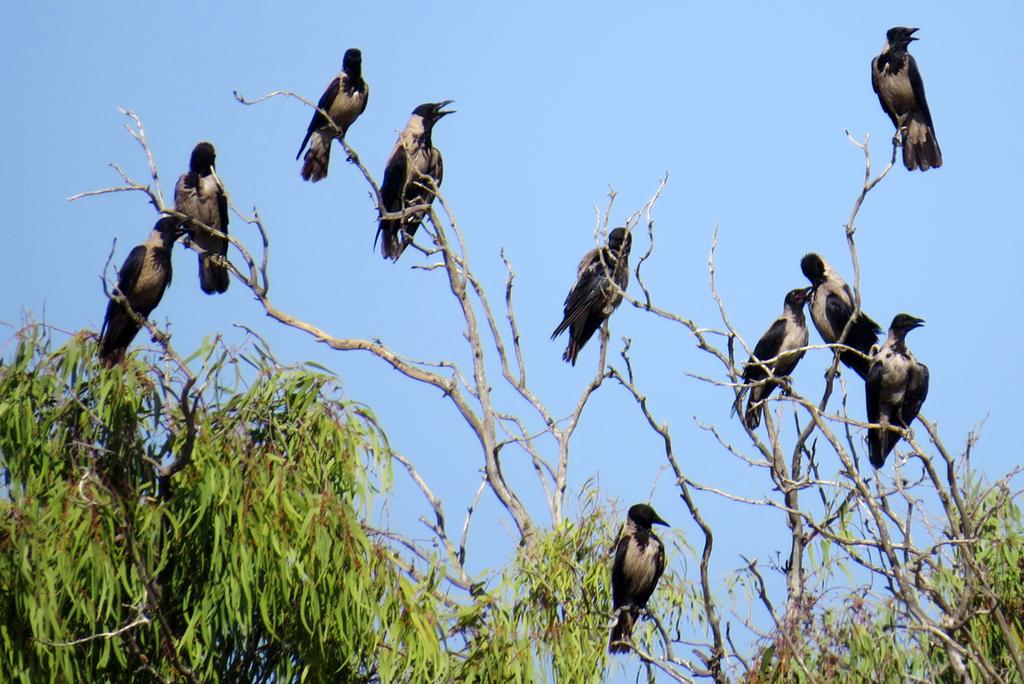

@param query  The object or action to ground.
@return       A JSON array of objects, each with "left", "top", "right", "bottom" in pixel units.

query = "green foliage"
[
  {"left": 0, "top": 328, "right": 443, "bottom": 682},
  {"left": 453, "top": 497, "right": 612, "bottom": 684}
]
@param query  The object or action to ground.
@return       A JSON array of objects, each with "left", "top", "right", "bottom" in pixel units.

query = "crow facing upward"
[
  {"left": 866, "top": 314, "right": 930, "bottom": 468},
  {"left": 609, "top": 503, "right": 668, "bottom": 654},
  {"left": 551, "top": 228, "right": 632, "bottom": 366},
  {"left": 174, "top": 142, "right": 229, "bottom": 295},
  {"left": 737, "top": 288, "right": 810, "bottom": 430},
  {"left": 800, "top": 253, "right": 881, "bottom": 379},
  {"left": 376, "top": 101, "right": 454, "bottom": 261},
  {"left": 99, "top": 217, "right": 182, "bottom": 367},
  {"left": 297, "top": 48, "right": 369, "bottom": 183},
  {"left": 871, "top": 27, "right": 942, "bottom": 171}
]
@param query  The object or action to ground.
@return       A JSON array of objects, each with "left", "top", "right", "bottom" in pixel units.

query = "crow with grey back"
[
  {"left": 609, "top": 503, "right": 668, "bottom": 654},
  {"left": 736, "top": 288, "right": 810, "bottom": 430},
  {"left": 800, "top": 253, "right": 881, "bottom": 379},
  {"left": 871, "top": 27, "right": 942, "bottom": 171},
  {"left": 99, "top": 217, "right": 182, "bottom": 367},
  {"left": 551, "top": 228, "right": 632, "bottom": 366},
  {"left": 376, "top": 101, "right": 454, "bottom": 261},
  {"left": 174, "top": 142, "right": 229, "bottom": 294},
  {"left": 297, "top": 48, "right": 369, "bottom": 182},
  {"left": 866, "top": 314, "right": 930, "bottom": 467}
]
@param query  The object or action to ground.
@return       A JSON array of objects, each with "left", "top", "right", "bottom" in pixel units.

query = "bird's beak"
[
  {"left": 435, "top": 100, "right": 456, "bottom": 118},
  {"left": 908, "top": 28, "right": 919, "bottom": 40},
  {"left": 653, "top": 514, "right": 669, "bottom": 527},
  {"left": 910, "top": 317, "right": 925, "bottom": 329}
]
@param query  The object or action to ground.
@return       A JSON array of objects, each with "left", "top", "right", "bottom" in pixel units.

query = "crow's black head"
[
  {"left": 785, "top": 287, "right": 811, "bottom": 309},
  {"left": 800, "top": 253, "right": 827, "bottom": 285},
  {"left": 889, "top": 313, "right": 925, "bottom": 335},
  {"left": 628, "top": 503, "right": 669, "bottom": 529},
  {"left": 412, "top": 100, "right": 456, "bottom": 128},
  {"left": 886, "top": 27, "right": 919, "bottom": 50},
  {"left": 189, "top": 141, "right": 217, "bottom": 175},
  {"left": 608, "top": 227, "right": 632, "bottom": 257},
  {"left": 343, "top": 48, "right": 363, "bottom": 75},
  {"left": 155, "top": 216, "right": 186, "bottom": 242}
]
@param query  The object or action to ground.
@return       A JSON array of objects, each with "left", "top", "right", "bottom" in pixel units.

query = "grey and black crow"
[
  {"left": 737, "top": 288, "right": 810, "bottom": 430},
  {"left": 871, "top": 27, "right": 942, "bottom": 171},
  {"left": 800, "top": 253, "right": 881, "bottom": 379},
  {"left": 175, "top": 142, "right": 229, "bottom": 294},
  {"left": 99, "top": 217, "right": 182, "bottom": 367},
  {"left": 297, "top": 48, "right": 369, "bottom": 182},
  {"left": 609, "top": 503, "right": 668, "bottom": 654},
  {"left": 376, "top": 101, "right": 454, "bottom": 261},
  {"left": 551, "top": 228, "right": 632, "bottom": 366},
  {"left": 866, "top": 314, "right": 929, "bottom": 468}
]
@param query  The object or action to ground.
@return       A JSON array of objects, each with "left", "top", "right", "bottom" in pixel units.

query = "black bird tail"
[
  {"left": 300, "top": 132, "right": 331, "bottom": 182},
  {"left": 608, "top": 608, "right": 636, "bottom": 654},
  {"left": 99, "top": 342, "right": 126, "bottom": 368},
  {"left": 199, "top": 254, "right": 230, "bottom": 294},
  {"left": 98, "top": 312, "right": 139, "bottom": 368},
  {"left": 377, "top": 220, "right": 407, "bottom": 261},
  {"left": 550, "top": 318, "right": 580, "bottom": 365},
  {"left": 868, "top": 425, "right": 896, "bottom": 468},
  {"left": 902, "top": 117, "right": 942, "bottom": 172},
  {"left": 561, "top": 340, "right": 580, "bottom": 366},
  {"left": 743, "top": 388, "right": 763, "bottom": 430}
]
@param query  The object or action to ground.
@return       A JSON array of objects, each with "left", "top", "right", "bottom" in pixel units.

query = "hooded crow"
[
  {"left": 871, "top": 27, "right": 942, "bottom": 171},
  {"left": 800, "top": 253, "right": 881, "bottom": 379},
  {"left": 297, "top": 48, "right": 369, "bottom": 182},
  {"left": 376, "top": 101, "right": 454, "bottom": 260},
  {"left": 99, "top": 217, "right": 182, "bottom": 367},
  {"left": 866, "top": 314, "right": 929, "bottom": 467},
  {"left": 551, "top": 228, "right": 632, "bottom": 366},
  {"left": 174, "top": 142, "right": 229, "bottom": 294},
  {"left": 737, "top": 288, "right": 810, "bottom": 430},
  {"left": 609, "top": 503, "right": 668, "bottom": 654}
]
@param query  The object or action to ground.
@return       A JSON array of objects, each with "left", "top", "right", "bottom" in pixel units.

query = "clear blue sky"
[{"left": 3, "top": 2, "right": 1023, "bottom": 678}]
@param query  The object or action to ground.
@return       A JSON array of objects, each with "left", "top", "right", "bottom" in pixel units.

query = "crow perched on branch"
[
  {"left": 552, "top": 227, "right": 632, "bottom": 366},
  {"left": 376, "top": 101, "right": 454, "bottom": 261},
  {"left": 609, "top": 503, "right": 668, "bottom": 654},
  {"left": 174, "top": 142, "right": 229, "bottom": 294},
  {"left": 736, "top": 288, "right": 810, "bottom": 430},
  {"left": 871, "top": 27, "right": 942, "bottom": 171},
  {"left": 866, "top": 314, "right": 930, "bottom": 467},
  {"left": 297, "top": 48, "right": 369, "bottom": 183},
  {"left": 800, "top": 253, "right": 881, "bottom": 379},
  {"left": 99, "top": 217, "right": 182, "bottom": 366}
]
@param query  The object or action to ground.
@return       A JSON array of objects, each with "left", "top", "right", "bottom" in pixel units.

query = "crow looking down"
[
  {"left": 174, "top": 141, "right": 229, "bottom": 294},
  {"left": 551, "top": 228, "right": 632, "bottom": 366}
]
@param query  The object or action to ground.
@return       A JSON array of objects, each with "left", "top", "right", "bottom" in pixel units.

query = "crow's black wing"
[
  {"left": 907, "top": 54, "right": 934, "bottom": 129},
  {"left": 296, "top": 76, "right": 341, "bottom": 159},
  {"left": 551, "top": 250, "right": 607, "bottom": 340},
  {"left": 902, "top": 362, "right": 930, "bottom": 427},
  {"left": 745, "top": 317, "right": 787, "bottom": 382}
]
